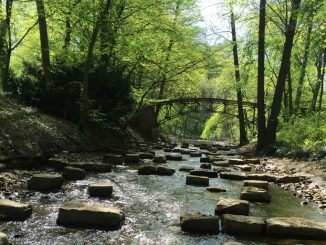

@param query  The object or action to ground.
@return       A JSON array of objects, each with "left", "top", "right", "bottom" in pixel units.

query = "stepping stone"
[
  {"left": 222, "top": 214, "right": 265, "bottom": 235},
  {"left": 138, "top": 166, "right": 157, "bottom": 175},
  {"left": 229, "top": 159, "right": 244, "bottom": 165},
  {"left": 234, "top": 165, "right": 252, "bottom": 171},
  {"left": 138, "top": 152, "right": 154, "bottom": 159},
  {"left": 190, "top": 151, "right": 201, "bottom": 157},
  {"left": 214, "top": 167, "right": 232, "bottom": 173},
  {"left": 243, "top": 180, "right": 269, "bottom": 190},
  {"left": 181, "top": 143, "right": 189, "bottom": 148},
  {"left": 220, "top": 171, "right": 247, "bottom": 180},
  {"left": 0, "top": 199, "right": 32, "bottom": 221},
  {"left": 68, "top": 162, "right": 112, "bottom": 172},
  {"left": 57, "top": 203, "right": 125, "bottom": 230},
  {"left": 246, "top": 173, "right": 276, "bottom": 182},
  {"left": 215, "top": 198, "right": 249, "bottom": 215},
  {"left": 224, "top": 242, "right": 242, "bottom": 245},
  {"left": 179, "top": 166, "right": 194, "bottom": 172},
  {"left": 207, "top": 185, "right": 226, "bottom": 193},
  {"left": 172, "top": 148, "right": 182, "bottom": 153},
  {"left": 47, "top": 158, "right": 68, "bottom": 170},
  {"left": 62, "top": 167, "right": 86, "bottom": 180},
  {"left": 210, "top": 157, "right": 224, "bottom": 162},
  {"left": 0, "top": 233, "right": 8, "bottom": 245},
  {"left": 0, "top": 164, "right": 6, "bottom": 172},
  {"left": 186, "top": 175, "right": 209, "bottom": 186},
  {"left": 180, "top": 149, "right": 191, "bottom": 154},
  {"left": 153, "top": 155, "right": 166, "bottom": 163},
  {"left": 244, "top": 159, "right": 260, "bottom": 165},
  {"left": 190, "top": 170, "right": 218, "bottom": 178},
  {"left": 163, "top": 148, "right": 172, "bottom": 152},
  {"left": 212, "top": 161, "right": 229, "bottom": 167},
  {"left": 28, "top": 174, "right": 64, "bottom": 192},
  {"left": 88, "top": 183, "right": 113, "bottom": 197},
  {"left": 276, "top": 175, "right": 302, "bottom": 183},
  {"left": 180, "top": 213, "right": 219, "bottom": 233},
  {"left": 165, "top": 153, "right": 182, "bottom": 161},
  {"left": 240, "top": 186, "right": 271, "bottom": 203},
  {"left": 103, "top": 154, "right": 124, "bottom": 165},
  {"left": 200, "top": 163, "right": 211, "bottom": 169},
  {"left": 124, "top": 154, "right": 140, "bottom": 164},
  {"left": 200, "top": 156, "right": 211, "bottom": 163},
  {"left": 156, "top": 166, "right": 175, "bottom": 176},
  {"left": 266, "top": 217, "right": 326, "bottom": 239}
]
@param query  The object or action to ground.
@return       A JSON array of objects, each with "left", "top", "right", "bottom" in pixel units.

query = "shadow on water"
[{"left": 1, "top": 148, "right": 326, "bottom": 244}]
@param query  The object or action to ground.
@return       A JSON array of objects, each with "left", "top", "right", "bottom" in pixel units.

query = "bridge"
[{"left": 130, "top": 97, "right": 257, "bottom": 140}]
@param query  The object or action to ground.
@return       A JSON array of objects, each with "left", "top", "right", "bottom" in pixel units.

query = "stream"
[{"left": 1, "top": 147, "right": 326, "bottom": 244}]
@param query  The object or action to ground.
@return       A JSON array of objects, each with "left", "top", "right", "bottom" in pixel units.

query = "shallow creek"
[{"left": 1, "top": 148, "right": 326, "bottom": 244}]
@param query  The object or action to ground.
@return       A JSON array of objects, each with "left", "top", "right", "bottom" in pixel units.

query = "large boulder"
[
  {"left": 222, "top": 214, "right": 265, "bottom": 235},
  {"left": 266, "top": 217, "right": 326, "bottom": 239},
  {"left": 165, "top": 153, "right": 182, "bottom": 161},
  {"left": 207, "top": 185, "right": 226, "bottom": 193},
  {"left": 88, "top": 183, "right": 113, "bottom": 197},
  {"left": 0, "top": 233, "right": 8, "bottom": 245},
  {"left": 180, "top": 213, "right": 219, "bottom": 233},
  {"left": 215, "top": 198, "right": 249, "bottom": 216},
  {"left": 0, "top": 199, "right": 32, "bottom": 221},
  {"left": 276, "top": 175, "right": 302, "bottom": 184},
  {"left": 62, "top": 167, "right": 86, "bottom": 180},
  {"left": 246, "top": 174, "right": 276, "bottom": 182},
  {"left": 220, "top": 172, "right": 247, "bottom": 180},
  {"left": 190, "top": 170, "right": 218, "bottom": 178},
  {"left": 124, "top": 154, "right": 140, "bottom": 164},
  {"left": 57, "top": 203, "right": 125, "bottom": 230},
  {"left": 103, "top": 154, "right": 124, "bottom": 165},
  {"left": 28, "top": 173, "right": 64, "bottom": 192},
  {"left": 240, "top": 187, "right": 271, "bottom": 203},
  {"left": 68, "top": 162, "right": 112, "bottom": 172},
  {"left": 243, "top": 180, "right": 269, "bottom": 190},
  {"left": 153, "top": 155, "right": 166, "bottom": 164},
  {"left": 186, "top": 175, "right": 209, "bottom": 186}
]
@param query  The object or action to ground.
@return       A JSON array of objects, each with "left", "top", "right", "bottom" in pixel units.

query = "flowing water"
[{"left": 1, "top": 148, "right": 326, "bottom": 245}]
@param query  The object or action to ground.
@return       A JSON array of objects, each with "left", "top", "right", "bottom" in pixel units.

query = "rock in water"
[
  {"left": 56, "top": 203, "right": 125, "bottom": 230},
  {"left": 165, "top": 153, "right": 183, "bottom": 161},
  {"left": 207, "top": 185, "right": 226, "bottom": 193},
  {"left": 156, "top": 166, "right": 175, "bottom": 176},
  {"left": 222, "top": 214, "right": 265, "bottom": 234},
  {"left": 153, "top": 156, "right": 166, "bottom": 164},
  {"left": 0, "top": 199, "right": 32, "bottom": 221},
  {"left": 138, "top": 152, "right": 154, "bottom": 159},
  {"left": 103, "top": 154, "right": 124, "bottom": 165},
  {"left": 180, "top": 213, "right": 219, "bottom": 233},
  {"left": 240, "top": 187, "right": 271, "bottom": 203},
  {"left": 28, "top": 174, "right": 64, "bottom": 192},
  {"left": 88, "top": 183, "right": 113, "bottom": 197},
  {"left": 266, "top": 217, "right": 326, "bottom": 239},
  {"left": 190, "top": 170, "right": 218, "bottom": 178},
  {"left": 246, "top": 174, "right": 276, "bottom": 182},
  {"left": 200, "top": 163, "right": 212, "bottom": 169},
  {"left": 179, "top": 166, "right": 194, "bottom": 172},
  {"left": 243, "top": 180, "right": 269, "bottom": 190},
  {"left": 0, "top": 233, "right": 8, "bottom": 245},
  {"left": 220, "top": 172, "right": 247, "bottom": 180},
  {"left": 186, "top": 175, "right": 209, "bottom": 186},
  {"left": 62, "top": 167, "right": 86, "bottom": 180},
  {"left": 124, "top": 154, "right": 140, "bottom": 164},
  {"left": 138, "top": 166, "right": 157, "bottom": 175},
  {"left": 215, "top": 198, "right": 249, "bottom": 215}
]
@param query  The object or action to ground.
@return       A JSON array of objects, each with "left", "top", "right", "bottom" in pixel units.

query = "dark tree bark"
[
  {"left": 294, "top": 19, "right": 313, "bottom": 111},
  {"left": 36, "top": 0, "right": 52, "bottom": 83},
  {"left": 312, "top": 49, "right": 326, "bottom": 110},
  {"left": 79, "top": 0, "right": 111, "bottom": 130},
  {"left": 230, "top": 5, "right": 248, "bottom": 145},
  {"left": 257, "top": 0, "right": 267, "bottom": 151},
  {"left": 265, "top": 0, "right": 301, "bottom": 146},
  {"left": 318, "top": 50, "right": 326, "bottom": 110},
  {"left": 287, "top": 60, "right": 294, "bottom": 115}
]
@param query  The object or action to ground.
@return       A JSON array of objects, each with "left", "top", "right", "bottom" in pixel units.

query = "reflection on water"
[{"left": 1, "top": 149, "right": 326, "bottom": 245}]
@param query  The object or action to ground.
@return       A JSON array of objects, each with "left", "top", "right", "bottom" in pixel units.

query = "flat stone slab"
[
  {"left": 244, "top": 159, "right": 260, "bottom": 165},
  {"left": 165, "top": 153, "right": 183, "bottom": 161},
  {"left": 47, "top": 158, "right": 68, "bottom": 170},
  {"left": 215, "top": 198, "right": 249, "bottom": 215},
  {"left": 163, "top": 148, "right": 172, "bottom": 152},
  {"left": 243, "top": 180, "right": 269, "bottom": 190},
  {"left": 68, "top": 162, "right": 112, "bottom": 172},
  {"left": 266, "top": 217, "right": 326, "bottom": 239},
  {"left": 212, "top": 161, "right": 229, "bottom": 167},
  {"left": 234, "top": 165, "right": 252, "bottom": 172},
  {"left": 62, "top": 167, "right": 86, "bottom": 180},
  {"left": 138, "top": 166, "right": 157, "bottom": 175},
  {"left": 157, "top": 166, "right": 175, "bottom": 176},
  {"left": 200, "top": 163, "right": 212, "bottom": 169},
  {"left": 124, "top": 154, "right": 140, "bottom": 164},
  {"left": 222, "top": 214, "right": 265, "bottom": 235},
  {"left": 214, "top": 167, "right": 232, "bottom": 173},
  {"left": 180, "top": 213, "right": 219, "bottom": 233},
  {"left": 153, "top": 155, "right": 166, "bottom": 163},
  {"left": 220, "top": 171, "right": 247, "bottom": 180},
  {"left": 179, "top": 166, "right": 195, "bottom": 172},
  {"left": 276, "top": 175, "right": 302, "bottom": 183},
  {"left": 88, "top": 183, "right": 113, "bottom": 197},
  {"left": 186, "top": 175, "right": 209, "bottom": 186},
  {"left": 224, "top": 242, "right": 242, "bottom": 245},
  {"left": 200, "top": 156, "right": 211, "bottom": 163},
  {"left": 190, "top": 151, "right": 201, "bottom": 157},
  {"left": 0, "top": 233, "right": 8, "bottom": 245},
  {"left": 240, "top": 187, "right": 271, "bottom": 203},
  {"left": 28, "top": 173, "right": 64, "bottom": 192},
  {"left": 103, "top": 154, "right": 124, "bottom": 165},
  {"left": 57, "top": 203, "right": 125, "bottom": 230},
  {"left": 229, "top": 159, "right": 244, "bottom": 165},
  {"left": 180, "top": 149, "right": 191, "bottom": 154},
  {"left": 190, "top": 170, "right": 218, "bottom": 178},
  {"left": 138, "top": 166, "right": 175, "bottom": 176},
  {"left": 0, "top": 199, "right": 32, "bottom": 221},
  {"left": 138, "top": 152, "right": 154, "bottom": 159},
  {"left": 207, "top": 185, "right": 226, "bottom": 193},
  {"left": 246, "top": 174, "right": 276, "bottom": 182}
]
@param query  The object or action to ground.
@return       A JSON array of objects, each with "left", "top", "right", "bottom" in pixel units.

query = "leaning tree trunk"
[
  {"left": 230, "top": 5, "right": 248, "bottom": 145},
  {"left": 257, "top": 0, "right": 267, "bottom": 151},
  {"left": 265, "top": 0, "right": 301, "bottom": 146}
]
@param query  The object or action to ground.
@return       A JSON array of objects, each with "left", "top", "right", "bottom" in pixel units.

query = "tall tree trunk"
[
  {"left": 265, "top": 0, "right": 301, "bottom": 146},
  {"left": 318, "top": 50, "right": 326, "bottom": 110},
  {"left": 36, "top": 0, "right": 52, "bottom": 83},
  {"left": 257, "top": 0, "right": 267, "bottom": 150},
  {"left": 79, "top": 0, "right": 111, "bottom": 130},
  {"left": 230, "top": 5, "right": 247, "bottom": 145},
  {"left": 287, "top": 60, "right": 294, "bottom": 115},
  {"left": 294, "top": 19, "right": 313, "bottom": 111},
  {"left": 312, "top": 49, "right": 326, "bottom": 110}
]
